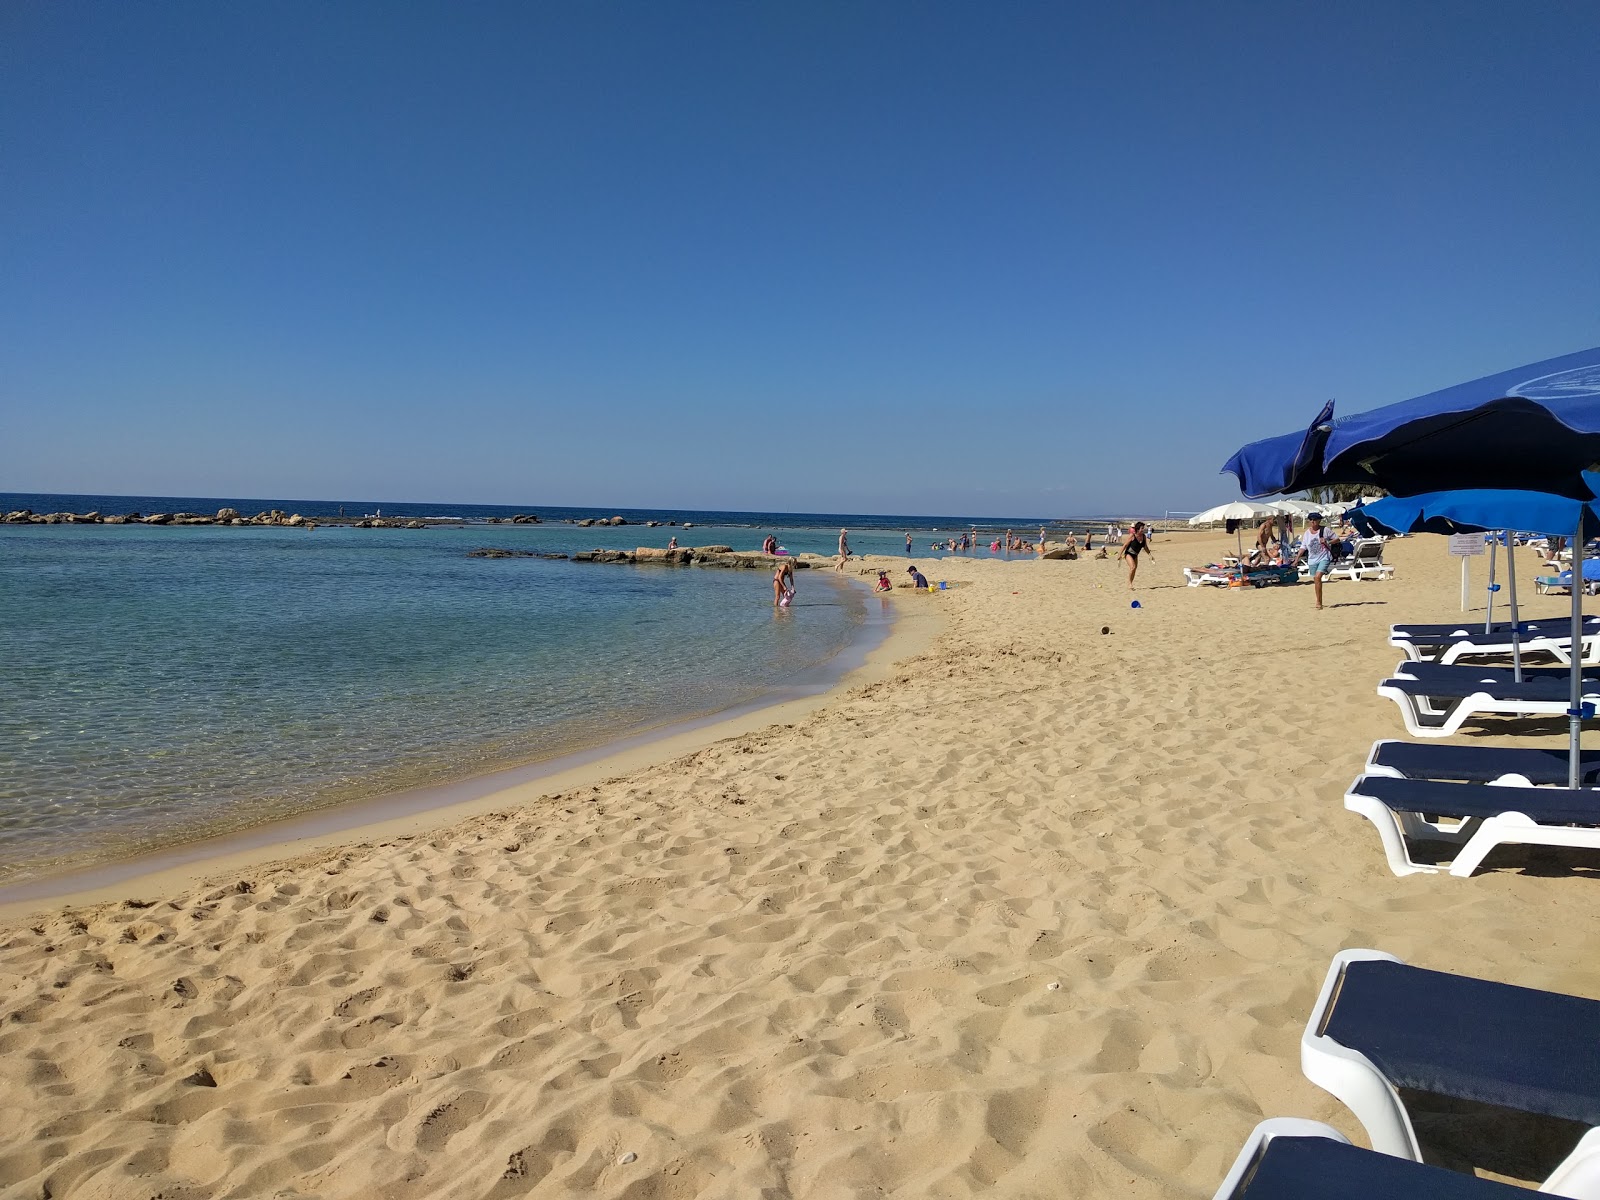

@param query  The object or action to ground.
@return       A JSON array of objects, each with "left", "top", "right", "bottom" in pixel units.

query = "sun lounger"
[
  {"left": 1391, "top": 616, "right": 1599, "bottom": 642},
  {"left": 1301, "top": 950, "right": 1600, "bottom": 1196},
  {"left": 1327, "top": 537, "right": 1395, "bottom": 582},
  {"left": 1344, "top": 774, "right": 1600, "bottom": 876},
  {"left": 1185, "top": 565, "right": 1233, "bottom": 587},
  {"left": 1364, "top": 739, "right": 1600, "bottom": 786},
  {"left": 1375, "top": 673, "right": 1600, "bottom": 738},
  {"left": 1393, "top": 660, "right": 1589, "bottom": 684},
  {"left": 1391, "top": 626, "right": 1600, "bottom": 666},
  {"left": 1213, "top": 1118, "right": 1544, "bottom": 1200}
]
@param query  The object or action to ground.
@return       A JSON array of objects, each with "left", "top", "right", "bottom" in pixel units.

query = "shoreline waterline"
[{"left": 0, "top": 576, "right": 937, "bottom": 919}]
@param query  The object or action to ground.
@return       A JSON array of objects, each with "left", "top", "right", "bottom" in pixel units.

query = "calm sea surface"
[
  {"left": 0, "top": 515, "right": 893, "bottom": 884},
  {"left": 0, "top": 492, "right": 1131, "bottom": 885}
]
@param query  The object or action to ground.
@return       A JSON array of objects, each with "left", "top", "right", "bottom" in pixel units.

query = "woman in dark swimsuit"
[{"left": 1120, "top": 521, "right": 1154, "bottom": 589}]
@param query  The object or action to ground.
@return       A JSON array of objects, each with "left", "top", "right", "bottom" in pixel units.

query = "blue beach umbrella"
[
  {"left": 1351, "top": 485, "right": 1600, "bottom": 785},
  {"left": 1223, "top": 346, "right": 1600, "bottom": 499}
]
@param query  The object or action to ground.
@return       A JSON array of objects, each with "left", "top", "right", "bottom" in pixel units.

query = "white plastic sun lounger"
[
  {"left": 1390, "top": 616, "right": 1600, "bottom": 642},
  {"left": 1375, "top": 672, "right": 1600, "bottom": 738},
  {"left": 1344, "top": 774, "right": 1600, "bottom": 877},
  {"left": 1213, "top": 1118, "right": 1548, "bottom": 1200},
  {"left": 1301, "top": 950, "right": 1600, "bottom": 1197},
  {"left": 1391, "top": 627, "right": 1600, "bottom": 666},
  {"left": 1327, "top": 538, "right": 1395, "bottom": 582},
  {"left": 1185, "top": 565, "right": 1232, "bottom": 587}
]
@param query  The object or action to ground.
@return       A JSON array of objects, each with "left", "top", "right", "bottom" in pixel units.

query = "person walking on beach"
[
  {"left": 1298, "top": 513, "right": 1333, "bottom": 610},
  {"left": 1119, "top": 521, "right": 1154, "bottom": 589},
  {"left": 836, "top": 528, "right": 850, "bottom": 570}
]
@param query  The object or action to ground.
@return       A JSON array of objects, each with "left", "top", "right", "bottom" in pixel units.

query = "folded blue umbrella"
[{"left": 1223, "top": 347, "right": 1600, "bottom": 499}]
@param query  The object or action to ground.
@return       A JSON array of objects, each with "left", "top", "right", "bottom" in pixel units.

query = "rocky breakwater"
[
  {"left": 3, "top": 507, "right": 318, "bottom": 528},
  {"left": 468, "top": 545, "right": 813, "bottom": 570}
]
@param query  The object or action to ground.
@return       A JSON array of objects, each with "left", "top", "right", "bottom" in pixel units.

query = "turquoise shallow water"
[{"left": 0, "top": 523, "right": 868, "bottom": 883}]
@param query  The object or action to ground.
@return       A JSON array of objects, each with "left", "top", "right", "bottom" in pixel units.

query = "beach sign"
[{"left": 1449, "top": 533, "right": 1485, "bottom": 611}]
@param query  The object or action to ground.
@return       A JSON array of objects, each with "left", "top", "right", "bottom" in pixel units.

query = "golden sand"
[{"left": 1, "top": 532, "right": 1594, "bottom": 1198}]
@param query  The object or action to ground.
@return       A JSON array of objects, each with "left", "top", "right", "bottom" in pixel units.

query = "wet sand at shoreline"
[{"left": 1, "top": 532, "right": 1595, "bottom": 1198}]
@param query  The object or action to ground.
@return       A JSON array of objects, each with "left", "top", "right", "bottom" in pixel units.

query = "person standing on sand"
[
  {"left": 836, "top": 528, "right": 850, "bottom": 570},
  {"left": 1297, "top": 513, "right": 1333, "bottom": 610},
  {"left": 1039, "top": 526, "right": 1047, "bottom": 554},
  {"left": 1119, "top": 521, "right": 1154, "bottom": 589}
]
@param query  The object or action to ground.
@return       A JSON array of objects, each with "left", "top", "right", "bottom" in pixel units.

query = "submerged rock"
[{"left": 469, "top": 548, "right": 569, "bottom": 559}]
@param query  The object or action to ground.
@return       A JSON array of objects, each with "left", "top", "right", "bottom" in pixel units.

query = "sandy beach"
[{"left": 2, "top": 533, "right": 1595, "bottom": 1199}]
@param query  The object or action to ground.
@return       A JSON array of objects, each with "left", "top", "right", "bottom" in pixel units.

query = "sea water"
[{"left": 0, "top": 520, "right": 872, "bottom": 884}]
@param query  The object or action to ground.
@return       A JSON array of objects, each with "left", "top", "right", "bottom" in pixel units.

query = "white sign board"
[{"left": 1448, "top": 533, "right": 1486, "bottom": 557}]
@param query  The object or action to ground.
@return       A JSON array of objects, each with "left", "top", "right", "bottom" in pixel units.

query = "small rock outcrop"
[{"left": 468, "top": 548, "right": 569, "bottom": 559}]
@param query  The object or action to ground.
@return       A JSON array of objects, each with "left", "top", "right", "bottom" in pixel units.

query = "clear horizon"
[{"left": 5, "top": 3, "right": 1597, "bottom": 513}]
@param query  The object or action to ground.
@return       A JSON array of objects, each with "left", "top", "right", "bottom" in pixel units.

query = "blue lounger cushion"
[
  {"left": 1322, "top": 958, "right": 1600, "bottom": 1126},
  {"left": 1368, "top": 741, "right": 1600, "bottom": 786},
  {"left": 1351, "top": 776, "right": 1600, "bottom": 825},
  {"left": 1392, "top": 617, "right": 1599, "bottom": 642},
  {"left": 1394, "top": 662, "right": 1587, "bottom": 684},
  {"left": 1233, "top": 1134, "right": 1533, "bottom": 1200},
  {"left": 1392, "top": 629, "right": 1588, "bottom": 652},
  {"left": 1381, "top": 676, "right": 1578, "bottom": 702}
]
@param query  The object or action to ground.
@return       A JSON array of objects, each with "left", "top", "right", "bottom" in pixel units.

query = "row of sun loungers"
[
  {"left": 1209, "top": 565, "right": 1600, "bottom": 1193},
  {"left": 1213, "top": 950, "right": 1600, "bottom": 1198},
  {"left": 1185, "top": 539, "right": 1396, "bottom": 588}
]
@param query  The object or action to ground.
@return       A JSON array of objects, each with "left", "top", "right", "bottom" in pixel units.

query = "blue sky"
[{"left": 4, "top": 2, "right": 1597, "bottom": 516}]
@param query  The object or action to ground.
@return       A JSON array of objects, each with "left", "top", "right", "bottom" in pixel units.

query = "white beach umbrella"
[
  {"left": 1187, "top": 500, "right": 1281, "bottom": 526},
  {"left": 1270, "top": 499, "right": 1323, "bottom": 517},
  {"left": 1189, "top": 499, "right": 1281, "bottom": 561}
]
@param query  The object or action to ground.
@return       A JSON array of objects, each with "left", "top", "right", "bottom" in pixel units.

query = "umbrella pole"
[
  {"left": 1484, "top": 537, "right": 1497, "bottom": 633},
  {"left": 1507, "top": 534, "right": 1522, "bottom": 683},
  {"left": 1571, "top": 515, "right": 1585, "bottom": 791}
]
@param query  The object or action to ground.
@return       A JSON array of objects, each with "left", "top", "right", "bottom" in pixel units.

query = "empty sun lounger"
[
  {"left": 1327, "top": 538, "right": 1395, "bottom": 582},
  {"left": 1376, "top": 673, "right": 1600, "bottom": 738},
  {"left": 1391, "top": 626, "right": 1600, "bottom": 667},
  {"left": 1344, "top": 774, "right": 1600, "bottom": 876},
  {"left": 1213, "top": 1119, "right": 1543, "bottom": 1200},
  {"left": 1364, "top": 739, "right": 1600, "bottom": 786},
  {"left": 1302, "top": 950, "right": 1600, "bottom": 1197},
  {"left": 1393, "top": 660, "right": 1591, "bottom": 685},
  {"left": 1391, "top": 616, "right": 1600, "bottom": 642}
]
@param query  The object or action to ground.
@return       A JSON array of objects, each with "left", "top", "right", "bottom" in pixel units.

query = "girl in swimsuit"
[
  {"left": 773, "top": 560, "right": 796, "bottom": 607},
  {"left": 1120, "top": 521, "right": 1154, "bottom": 589}
]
